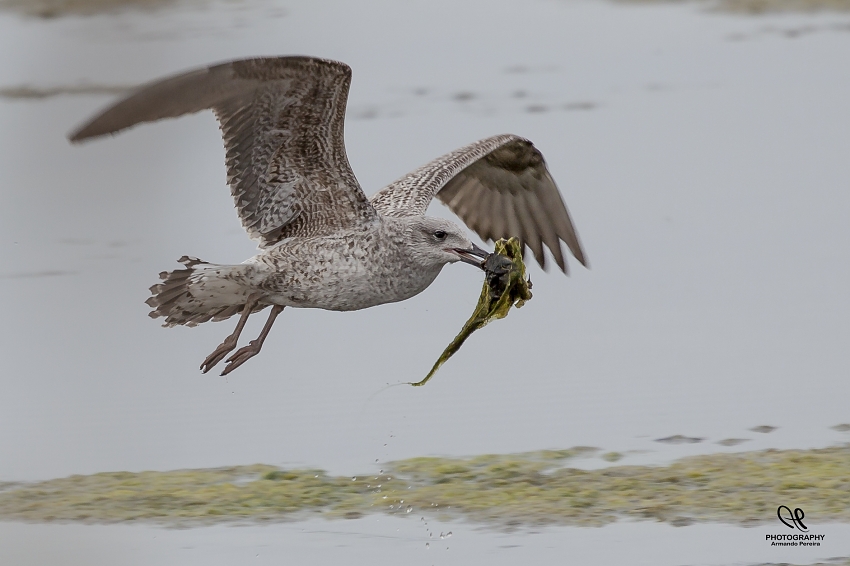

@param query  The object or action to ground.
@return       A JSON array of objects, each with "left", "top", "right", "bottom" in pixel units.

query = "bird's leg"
[
  {"left": 200, "top": 293, "right": 263, "bottom": 374},
  {"left": 220, "top": 305, "right": 285, "bottom": 376}
]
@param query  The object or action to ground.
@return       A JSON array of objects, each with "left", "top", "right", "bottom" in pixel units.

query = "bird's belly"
[{"left": 264, "top": 259, "right": 442, "bottom": 312}]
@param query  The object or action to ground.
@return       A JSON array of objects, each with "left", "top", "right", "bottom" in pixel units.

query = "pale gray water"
[
  {"left": 2, "top": 518, "right": 850, "bottom": 566},
  {"left": 1, "top": 0, "right": 849, "bottom": 562}
]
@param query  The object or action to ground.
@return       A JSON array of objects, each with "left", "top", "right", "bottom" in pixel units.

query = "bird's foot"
[
  {"left": 200, "top": 337, "right": 238, "bottom": 374},
  {"left": 220, "top": 340, "right": 262, "bottom": 376}
]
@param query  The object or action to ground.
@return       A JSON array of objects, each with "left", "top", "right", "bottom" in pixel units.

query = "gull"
[{"left": 70, "top": 56, "right": 587, "bottom": 376}]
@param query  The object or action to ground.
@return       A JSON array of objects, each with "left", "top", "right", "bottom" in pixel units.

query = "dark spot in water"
[
  {"left": 525, "top": 104, "right": 548, "bottom": 113},
  {"left": 563, "top": 101, "right": 597, "bottom": 111},
  {"left": 717, "top": 438, "right": 749, "bottom": 447},
  {"left": 750, "top": 425, "right": 777, "bottom": 433},
  {"left": 2, "top": 270, "right": 77, "bottom": 279},
  {"left": 0, "top": 84, "right": 135, "bottom": 100},
  {"left": 354, "top": 108, "right": 378, "bottom": 120},
  {"left": 655, "top": 435, "right": 704, "bottom": 445},
  {"left": 452, "top": 92, "right": 475, "bottom": 102},
  {"left": 832, "top": 424, "right": 850, "bottom": 432},
  {"left": 512, "top": 90, "right": 528, "bottom": 99}
]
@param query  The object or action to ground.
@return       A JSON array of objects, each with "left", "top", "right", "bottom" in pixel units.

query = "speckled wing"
[
  {"left": 70, "top": 57, "right": 377, "bottom": 245},
  {"left": 369, "top": 134, "right": 587, "bottom": 272}
]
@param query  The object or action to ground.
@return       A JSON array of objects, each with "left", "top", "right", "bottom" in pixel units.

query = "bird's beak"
[{"left": 449, "top": 243, "right": 490, "bottom": 269}]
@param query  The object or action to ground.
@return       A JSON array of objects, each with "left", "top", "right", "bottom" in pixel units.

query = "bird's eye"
[{"left": 433, "top": 230, "right": 447, "bottom": 240}]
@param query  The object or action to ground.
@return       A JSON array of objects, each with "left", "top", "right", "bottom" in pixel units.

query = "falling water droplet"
[
  {"left": 425, "top": 543, "right": 430, "bottom": 550},
  {"left": 352, "top": 477, "right": 357, "bottom": 481},
  {"left": 406, "top": 506, "right": 413, "bottom": 513}
]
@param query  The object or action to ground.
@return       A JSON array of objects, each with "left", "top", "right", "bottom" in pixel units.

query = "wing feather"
[
  {"left": 370, "top": 134, "right": 586, "bottom": 272},
  {"left": 70, "top": 56, "right": 377, "bottom": 244}
]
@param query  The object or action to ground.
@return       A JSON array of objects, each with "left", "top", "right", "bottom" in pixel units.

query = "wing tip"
[{"left": 67, "top": 127, "right": 89, "bottom": 143}]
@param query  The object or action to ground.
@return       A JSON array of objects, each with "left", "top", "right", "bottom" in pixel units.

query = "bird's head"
[{"left": 404, "top": 217, "right": 489, "bottom": 270}]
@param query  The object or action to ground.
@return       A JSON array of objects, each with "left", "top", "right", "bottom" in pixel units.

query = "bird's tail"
[{"left": 146, "top": 256, "right": 262, "bottom": 327}]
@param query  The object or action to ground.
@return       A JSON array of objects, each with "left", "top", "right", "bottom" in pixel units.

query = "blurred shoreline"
[
  {"left": 2, "top": 445, "right": 849, "bottom": 529},
  {"left": 1, "top": 0, "right": 850, "bottom": 19}
]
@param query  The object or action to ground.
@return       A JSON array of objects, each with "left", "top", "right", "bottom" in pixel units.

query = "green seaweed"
[
  {"left": 411, "top": 237, "right": 532, "bottom": 386},
  {"left": 2, "top": 445, "right": 850, "bottom": 528}
]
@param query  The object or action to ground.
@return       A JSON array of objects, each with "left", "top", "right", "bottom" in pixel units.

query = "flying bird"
[{"left": 70, "top": 56, "right": 587, "bottom": 375}]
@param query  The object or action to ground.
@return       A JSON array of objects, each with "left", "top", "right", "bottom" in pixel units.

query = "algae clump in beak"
[{"left": 411, "top": 237, "right": 532, "bottom": 386}]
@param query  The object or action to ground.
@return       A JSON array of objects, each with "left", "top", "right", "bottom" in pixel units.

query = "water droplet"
[
  {"left": 425, "top": 543, "right": 430, "bottom": 550},
  {"left": 440, "top": 531, "right": 453, "bottom": 539},
  {"left": 352, "top": 477, "right": 357, "bottom": 481},
  {"left": 406, "top": 505, "right": 413, "bottom": 513}
]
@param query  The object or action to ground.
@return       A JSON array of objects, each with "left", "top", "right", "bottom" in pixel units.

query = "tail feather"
[{"left": 147, "top": 256, "right": 263, "bottom": 327}]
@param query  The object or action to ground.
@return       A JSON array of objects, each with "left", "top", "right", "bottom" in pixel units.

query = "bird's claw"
[
  {"left": 220, "top": 340, "right": 261, "bottom": 376},
  {"left": 200, "top": 337, "right": 238, "bottom": 373}
]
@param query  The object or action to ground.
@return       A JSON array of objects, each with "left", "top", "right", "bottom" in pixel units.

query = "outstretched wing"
[
  {"left": 70, "top": 56, "right": 377, "bottom": 244},
  {"left": 369, "top": 134, "right": 586, "bottom": 272}
]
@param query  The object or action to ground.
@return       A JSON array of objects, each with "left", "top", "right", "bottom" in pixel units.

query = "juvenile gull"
[{"left": 70, "top": 56, "right": 587, "bottom": 375}]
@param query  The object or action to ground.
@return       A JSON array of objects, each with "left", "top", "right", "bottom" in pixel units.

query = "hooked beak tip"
[{"left": 451, "top": 243, "right": 490, "bottom": 269}]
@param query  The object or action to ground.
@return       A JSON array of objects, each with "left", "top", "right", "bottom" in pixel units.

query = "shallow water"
[
  {"left": 1, "top": 0, "right": 849, "bottom": 561},
  {"left": 1, "top": 518, "right": 850, "bottom": 566}
]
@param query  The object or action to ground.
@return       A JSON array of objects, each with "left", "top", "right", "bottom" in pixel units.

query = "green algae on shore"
[
  {"left": 613, "top": 0, "right": 850, "bottom": 12},
  {"left": 2, "top": 445, "right": 849, "bottom": 528},
  {"left": 0, "top": 0, "right": 180, "bottom": 17}
]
